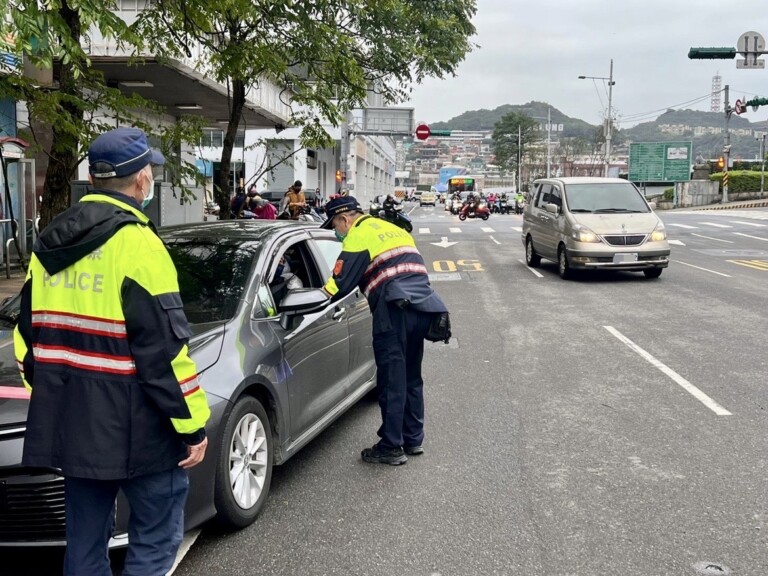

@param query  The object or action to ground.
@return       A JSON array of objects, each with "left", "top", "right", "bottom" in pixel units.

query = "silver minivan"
[{"left": 521, "top": 177, "right": 670, "bottom": 279}]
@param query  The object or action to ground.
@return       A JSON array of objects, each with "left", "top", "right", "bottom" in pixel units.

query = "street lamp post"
[
  {"left": 579, "top": 59, "right": 615, "bottom": 177},
  {"left": 759, "top": 132, "right": 767, "bottom": 193}
]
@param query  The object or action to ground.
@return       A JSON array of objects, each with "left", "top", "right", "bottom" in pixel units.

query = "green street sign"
[
  {"left": 688, "top": 47, "right": 737, "bottom": 59},
  {"left": 628, "top": 141, "right": 692, "bottom": 182},
  {"left": 430, "top": 130, "right": 452, "bottom": 137}
]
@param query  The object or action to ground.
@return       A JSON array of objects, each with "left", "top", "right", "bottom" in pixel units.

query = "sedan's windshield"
[
  {"left": 564, "top": 183, "right": 650, "bottom": 213},
  {"left": 163, "top": 237, "right": 262, "bottom": 324}
]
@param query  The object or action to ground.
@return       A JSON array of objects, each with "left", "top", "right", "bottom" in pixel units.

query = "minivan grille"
[
  {"left": 0, "top": 472, "right": 66, "bottom": 542},
  {"left": 603, "top": 234, "right": 646, "bottom": 246}
]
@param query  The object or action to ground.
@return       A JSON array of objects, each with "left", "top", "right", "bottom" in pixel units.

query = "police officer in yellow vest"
[
  {"left": 322, "top": 196, "right": 448, "bottom": 465},
  {"left": 13, "top": 127, "right": 211, "bottom": 576}
]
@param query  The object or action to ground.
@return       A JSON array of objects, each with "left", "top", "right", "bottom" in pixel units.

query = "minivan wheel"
[
  {"left": 644, "top": 268, "right": 663, "bottom": 279},
  {"left": 525, "top": 236, "right": 541, "bottom": 267},
  {"left": 558, "top": 246, "right": 572, "bottom": 280},
  {"left": 214, "top": 396, "right": 273, "bottom": 530}
]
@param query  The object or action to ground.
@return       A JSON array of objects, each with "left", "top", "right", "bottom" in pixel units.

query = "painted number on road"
[{"left": 432, "top": 259, "right": 484, "bottom": 272}]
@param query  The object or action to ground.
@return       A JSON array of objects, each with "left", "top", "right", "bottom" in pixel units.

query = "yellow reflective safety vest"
[
  {"left": 324, "top": 215, "right": 446, "bottom": 332},
  {"left": 14, "top": 191, "right": 210, "bottom": 480}
]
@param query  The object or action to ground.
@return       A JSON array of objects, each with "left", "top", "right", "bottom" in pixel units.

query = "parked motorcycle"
[
  {"left": 459, "top": 201, "right": 490, "bottom": 221},
  {"left": 369, "top": 202, "right": 413, "bottom": 232}
]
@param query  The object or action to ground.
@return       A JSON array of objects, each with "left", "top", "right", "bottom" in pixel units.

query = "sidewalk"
[
  {"left": 0, "top": 270, "right": 25, "bottom": 301},
  {"left": 664, "top": 197, "right": 768, "bottom": 212}
]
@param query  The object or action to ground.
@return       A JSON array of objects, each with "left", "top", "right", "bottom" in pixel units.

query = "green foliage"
[
  {"left": 491, "top": 112, "right": 540, "bottom": 173},
  {"left": 664, "top": 187, "right": 674, "bottom": 200},
  {"left": 709, "top": 170, "right": 765, "bottom": 193}
]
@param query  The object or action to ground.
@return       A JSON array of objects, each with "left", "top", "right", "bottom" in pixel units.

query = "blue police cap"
[
  {"left": 321, "top": 196, "right": 363, "bottom": 229},
  {"left": 88, "top": 127, "right": 165, "bottom": 179}
]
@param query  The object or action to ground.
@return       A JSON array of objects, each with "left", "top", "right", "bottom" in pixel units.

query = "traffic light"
[
  {"left": 335, "top": 170, "right": 343, "bottom": 182},
  {"left": 717, "top": 157, "right": 725, "bottom": 170},
  {"left": 688, "top": 47, "right": 737, "bottom": 59},
  {"left": 745, "top": 97, "right": 768, "bottom": 110}
]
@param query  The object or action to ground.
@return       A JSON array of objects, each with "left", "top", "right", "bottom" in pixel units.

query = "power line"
[{"left": 619, "top": 93, "right": 714, "bottom": 122}]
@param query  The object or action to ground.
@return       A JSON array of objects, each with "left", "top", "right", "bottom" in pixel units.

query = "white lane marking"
[
  {"left": 730, "top": 220, "right": 767, "bottom": 227},
  {"left": 167, "top": 529, "right": 202, "bottom": 575},
  {"left": 675, "top": 260, "right": 732, "bottom": 277},
  {"left": 518, "top": 259, "right": 543, "bottom": 277},
  {"left": 668, "top": 223, "right": 697, "bottom": 229},
  {"left": 604, "top": 326, "right": 732, "bottom": 416},
  {"left": 733, "top": 232, "right": 768, "bottom": 242},
  {"left": 668, "top": 239, "right": 686, "bottom": 246},
  {"left": 489, "top": 235, "right": 501, "bottom": 245},
  {"left": 481, "top": 226, "right": 495, "bottom": 233},
  {"left": 511, "top": 226, "right": 523, "bottom": 232},
  {"left": 419, "top": 228, "right": 431, "bottom": 234},
  {"left": 0, "top": 339, "right": 14, "bottom": 349},
  {"left": 449, "top": 227, "right": 462, "bottom": 233},
  {"left": 691, "top": 233, "right": 734, "bottom": 244},
  {"left": 700, "top": 222, "right": 732, "bottom": 228},
  {"left": 407, "top": 206, "right": 416, "bottom": 215}
]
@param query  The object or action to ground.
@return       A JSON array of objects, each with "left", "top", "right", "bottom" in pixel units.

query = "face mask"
[
  {"left": 275, "top": 264, "right": 285, "bottom": 278},
  {"left": 334, "top": 229, "right": 347, "bottom": 242},
  {"left": 142, "top": 172, "right": 155, "bottom": 209}
]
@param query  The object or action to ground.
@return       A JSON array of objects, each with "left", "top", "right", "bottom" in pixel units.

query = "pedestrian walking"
[
  {"left": 321, "top": 196, "right": 450, "bottom": 465},
  {"left": 13, "top": 127, "right": 211, "bottom": 576}
]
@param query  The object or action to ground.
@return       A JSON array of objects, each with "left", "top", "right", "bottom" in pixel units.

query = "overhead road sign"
[
  {"left": 688, "top": 47, "right": 736, "bottom": 59},
  {"left": 737, "top": 30, "right": 765, "bottom": 69},
  {"left": 629, "top": 141, "right": 692, "bottom": 182}
]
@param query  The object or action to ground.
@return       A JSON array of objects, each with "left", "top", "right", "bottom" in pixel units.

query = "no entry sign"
[{"left": 415, "top": 124, "right": 431, "bottom": 140}]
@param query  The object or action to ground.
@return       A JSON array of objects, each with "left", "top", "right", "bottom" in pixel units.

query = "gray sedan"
[{"left": 0, "top": 220, "right": 376, "bottom": 546}]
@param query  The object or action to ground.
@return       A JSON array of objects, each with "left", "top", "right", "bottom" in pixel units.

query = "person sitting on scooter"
[
  {"left": 514, "top": 190, "right": 526, "bottom": 213},
  {"left": 383, "top": 194, "right": 400, "bottom": 218}
]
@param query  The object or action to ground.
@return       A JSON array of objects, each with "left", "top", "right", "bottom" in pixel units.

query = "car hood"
[
  {"left": 571, "top": 212, "right": 660, "bottom": 235},
  {"left": 0, "top": 324, "right": 225, "bottom": 429}
]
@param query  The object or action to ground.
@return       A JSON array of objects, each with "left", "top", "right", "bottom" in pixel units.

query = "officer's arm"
[
  {"left": 123, "top": 238, "right": 210, "bottom": 444},
  {"left": 12, "top": 266, "right": 35, "bottom": 391},
  {"left": 323, "top": 248, "right": 369, "bottom": 302}
]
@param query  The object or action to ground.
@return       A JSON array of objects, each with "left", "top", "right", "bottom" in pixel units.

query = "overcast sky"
[{"left": 404, "top": 0, "right": 768, "bottom": 128}]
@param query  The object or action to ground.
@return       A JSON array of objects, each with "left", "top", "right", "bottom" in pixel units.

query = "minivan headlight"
[
  {"left": 650, "top": 225, "right": 667, "bottom": 242},
  {"left": 571, "top": 225, "right": 600, "bottom": 243}
]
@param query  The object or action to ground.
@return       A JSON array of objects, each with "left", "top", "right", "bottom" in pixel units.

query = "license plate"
[{"left": 613, "top": 253, "right": 638, "bottom": 263}]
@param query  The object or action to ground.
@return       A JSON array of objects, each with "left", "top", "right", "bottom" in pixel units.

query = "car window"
[
  {"left": 536, "top": 184, "right": 552, "bottom": 208},
  {"left": 266, "top": 239, "right": 324, "bottom": 309},
  {"left": 314, "top": 238, "right": 343, "bottom": 277},
  {"left": 163, "top": 237, "right": 261, "bottom": 324},
  {"left": 550, "top": 187, "right": 562, "bottom": 208}
]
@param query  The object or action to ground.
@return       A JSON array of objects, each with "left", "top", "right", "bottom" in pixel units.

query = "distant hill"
[
  {"left": 431, "top": 103, "right": 766, "bottom": 160},
  {"left": 431, "top": 101, "right": 598, "bottom": 139}
]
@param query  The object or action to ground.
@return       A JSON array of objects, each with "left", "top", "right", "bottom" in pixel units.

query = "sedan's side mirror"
[
  {"left": 280, "top": 288, "right": 329, "bottom": 315},
  {"left": 545, "top": 203, "right": 559, "bottom": 214}
]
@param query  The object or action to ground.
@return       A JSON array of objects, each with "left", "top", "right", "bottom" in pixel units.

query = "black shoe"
[
  {"left": 361, "top": 444, "right": 407, "bottom": 466},
  {"left": 404, "top": 445, "right": 424, "bottom": 456}
]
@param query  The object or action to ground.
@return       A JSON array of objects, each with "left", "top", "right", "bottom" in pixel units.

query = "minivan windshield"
[{"left": 563, "top": 183, "right": 650, "bottom": 213}]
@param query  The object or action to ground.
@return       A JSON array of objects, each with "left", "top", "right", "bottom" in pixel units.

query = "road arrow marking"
[
  {"left": 489, "top": 235, "right": 501, "bottom": 245},
  {"left": 431, "top": 237, "right": 458, "bottom": 248}
]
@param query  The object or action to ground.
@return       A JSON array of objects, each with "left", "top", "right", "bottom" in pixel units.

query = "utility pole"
[
  {"left": 723, "top": 84, "right": 731, "bottom": 203},
  {"left": 546, "top": 106, "right": 552, "bottom": 178},
  {"left": 517, "top": 124, "right": 522, "bottom": 193},
  {"left": 760, "top": 132, "right": 766, "bottom": 193},
  {"left": 605, "top": 58, "right": 614, "bottom": 178}
]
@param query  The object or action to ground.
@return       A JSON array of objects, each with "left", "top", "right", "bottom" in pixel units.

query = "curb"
[{"left": 694, "top": 200, "right": 768, "bottom": 211}]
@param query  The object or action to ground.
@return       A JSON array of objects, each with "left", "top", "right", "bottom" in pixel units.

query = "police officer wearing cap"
[
  {"left": 322, "top": 196, "right": 448, "bottom": 465},
  {"left": 14, "top": 127, "right": 211, "bottom": 575}
]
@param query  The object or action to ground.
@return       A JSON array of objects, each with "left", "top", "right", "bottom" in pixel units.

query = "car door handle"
[{"left": 332, "top": 307, "right": 346, "bottom": 321}]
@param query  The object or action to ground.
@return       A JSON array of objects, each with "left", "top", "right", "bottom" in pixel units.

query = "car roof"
[
  {"left": 533, "top": 177, "right": 629, "bottom": 185},
  {"left": 159, "top": 220, "right": 320, "bottom": 242}
]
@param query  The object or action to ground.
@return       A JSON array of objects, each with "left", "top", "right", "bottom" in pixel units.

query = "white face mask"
[{"left": 142, "top": 169, "right": 155, "bottom": 209}]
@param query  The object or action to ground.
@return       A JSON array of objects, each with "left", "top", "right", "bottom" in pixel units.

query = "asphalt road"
[
  {"left": 8, "top": 203, "right": 768, "bottom": 575},
  {"left": 171, "top": 203, "right": 768, "bottom": 576}
]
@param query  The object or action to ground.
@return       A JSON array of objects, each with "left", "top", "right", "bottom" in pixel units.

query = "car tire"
[
  {"left": 525, "top": 236, "right": 541, "bottom": 268},
  {"left": 558, "top": 245, "right": 572, "bottom": 280},
  {"left": 644, "top": 268, "right": 663, "bottom": 279},
  {"left": 214, "top": 396, "right": 273, "bottom": 530}
]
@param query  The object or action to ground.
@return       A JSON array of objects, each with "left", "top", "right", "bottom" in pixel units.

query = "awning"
[{"left": 83, "top": 56, "right": 290, "bottom": 128}]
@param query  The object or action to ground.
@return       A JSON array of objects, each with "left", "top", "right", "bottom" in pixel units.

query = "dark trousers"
[
  {"left": 372, "top": 303, "right": 433, "bottom": 449},
  {"left": 63, "top": 467, "right": 189, "bottom": 576}
]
